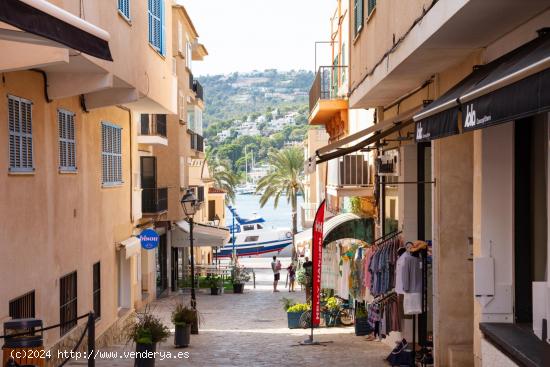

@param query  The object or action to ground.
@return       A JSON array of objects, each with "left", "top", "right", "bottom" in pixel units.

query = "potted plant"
[
  {"left": 325, "top": 297, "right": 341, "bottom": 327},
  {"left": 125, "top": 308, "right": 169, "bottom": 367},
  {"left": 208, "top": 276, "right": 223, "bottom": 295},
  {"left": 232, "top": 265, "right": 250, "bottom": 293},
  {"left": 171, "top": 303, "right": 196, "bottom": 348},
  {"left": 286, "top": 303, "right": 309, "bottom": 329},
  {"left": 354, "top": 305, "right": 370, "bottom": 336}
]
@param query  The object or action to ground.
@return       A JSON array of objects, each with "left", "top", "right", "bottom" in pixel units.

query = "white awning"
[
  {"left": 294, "top": 212, "right": 361, "bottom": 248},
  {"left": 173, "top": 220, "right": 230, "bottom": 248},
  {"left": 119, "top": 237, "right": 141, "bottom": 259}
]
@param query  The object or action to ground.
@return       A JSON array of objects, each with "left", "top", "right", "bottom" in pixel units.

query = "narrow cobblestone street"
[{"left": 76, "top": 268, "right": 390, "bottom": 366}]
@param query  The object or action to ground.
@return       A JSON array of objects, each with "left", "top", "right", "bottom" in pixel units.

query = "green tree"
[
  {"left": 206, "top": 154, "right": 238, "bottom": 204},
  {"left": 256, "top": 147, "right": 304, "bottom": 259}
]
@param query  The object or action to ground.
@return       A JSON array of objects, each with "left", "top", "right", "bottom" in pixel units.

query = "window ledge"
[
  {"left": 480, "top": 323, "right": 550, "bottom": 367},
  {"left": 117, "top": 11, "right": 132, "bottom": 25},
  {"left": 148, "top": 43, "right": 166, "bottom": 60},
  {"left": 102, "top": 182, "right": 124, "bottom": 189},
  {"left": 353, "top": 26, "right": 363, "bottom": 45},
  {"left": 366, "top": 7, "right": 376, "bottom": 24},
  {"left": 59, "top": 169, "right": 78, "bottom": 174},
  {"left": 8, "top": 169, "right": 35, "bottom": 176}
]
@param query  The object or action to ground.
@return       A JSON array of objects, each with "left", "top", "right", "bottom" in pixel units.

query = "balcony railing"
[
  {"left": 140, "top": 114, "right": 167, "bottom": 137},
  {"left": 309, "top": 65, "right": 348, "bottom": 112},
  {"left": 193, "top": 80, "right": 203, "bottom": 101},
  {"left": 300, "top": 202, "right": 318, "bottom": 229},
  {"left": 142, "top": 187, "right": 168, "bottom": 214},
  {"left": 327, "top": 152, "right": 370, "bottom": 187},
  {"left": 190, "top": 133, "right": 204, "bottom": 152}
]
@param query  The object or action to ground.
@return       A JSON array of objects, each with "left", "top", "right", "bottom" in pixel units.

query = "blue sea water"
[{"left": 226, "top": 194, "right": 304, "bottom": 231}]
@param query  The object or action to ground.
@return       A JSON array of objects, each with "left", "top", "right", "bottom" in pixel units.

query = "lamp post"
[{"left": 180, "top": 189, "right": 202, "bottom": 312}]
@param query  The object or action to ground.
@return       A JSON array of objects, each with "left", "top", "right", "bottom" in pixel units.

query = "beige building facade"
[
  {"left": 344, "top": 0, "right": 550, "bottom": 366},
  {"left": 0, "top": 1, "right": 224, "bottom": 364}
]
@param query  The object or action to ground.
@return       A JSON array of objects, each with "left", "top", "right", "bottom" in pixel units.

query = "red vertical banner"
[{"left": 311, "top": 200, "right": 326, "bottom": 326}]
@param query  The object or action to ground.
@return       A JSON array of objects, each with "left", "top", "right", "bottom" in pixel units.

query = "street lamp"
[{"left": 180, "top": 189, "right": 202, "bottom": 312}]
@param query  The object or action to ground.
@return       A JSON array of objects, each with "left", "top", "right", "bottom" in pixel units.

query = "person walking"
[
  {"left": 271, "top": 255, "right": 281, "bottom": 292},
  {"left": 287, "top": 263, "right": 296, "bottom": 292}
]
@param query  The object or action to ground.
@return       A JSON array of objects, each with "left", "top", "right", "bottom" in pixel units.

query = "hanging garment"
[
  {"left": 337, "top": 258, "right": 350, "bottom": 298},
  {"left": 395, "top": 253, "right": 407, "bottom": 294},
  {"left": 403, "top": 292, "right": 422, "bottom": 315},
  {"left": 402, "top": 252, "right": 422, "bottom": 293}
]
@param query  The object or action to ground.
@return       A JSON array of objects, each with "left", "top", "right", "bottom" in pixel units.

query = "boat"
[
  {"left": 235, "top": 182, "right": 257, "bottom": 195},
  {"left": 215, "top": 206, "right": 293, "bottom": 257}
]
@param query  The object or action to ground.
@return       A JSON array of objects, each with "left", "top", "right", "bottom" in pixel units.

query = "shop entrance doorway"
[{"left": 514, "top": 114, "right": 548, "bottom": 324}]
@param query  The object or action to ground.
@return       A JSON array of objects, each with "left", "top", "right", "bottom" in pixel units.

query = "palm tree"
[
  {"left": 207, "top": 155, "right": 238, "bottom": 204},
  {"left": 256, "top": 147, "right": 304, "bottom": 259}
]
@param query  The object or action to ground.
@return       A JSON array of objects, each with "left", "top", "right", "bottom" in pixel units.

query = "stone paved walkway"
[{"left": 73, "top": 268, "right": 391, "bottom": 366}]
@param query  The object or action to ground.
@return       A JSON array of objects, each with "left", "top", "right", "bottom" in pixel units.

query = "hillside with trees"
[{"left": 199, "top": 70, "right": 315, "bottom": 176}]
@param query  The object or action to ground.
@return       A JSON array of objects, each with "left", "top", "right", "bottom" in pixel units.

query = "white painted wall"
[{"left": 477, "top": 123, "right": 514, "bottom": 322}]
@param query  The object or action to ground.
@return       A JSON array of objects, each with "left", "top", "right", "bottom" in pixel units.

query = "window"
[
  {"left": 257, "top": 224, "right": 263, "bottom": 230},
  {"left": 177, "top": 21, "right": 184, "bottom": 54},
  {"left": 148, "top": 0, "right": 165, "bottom": 55},
  {"left": 8, "top": 95, "right": 33, "bottom": 172},
  {"left": 178, "top": 91, "right": 185, "bottom": 121},
  {"left": 9, "top": 291, "right": 35, "bottom": 319},
  {"left": 354, "top": 0, "right": 364, "bottom": 36},
  {"left": 101, "top": 122, "right": 123, "bottom": 186},
  {"left": 185, "top": 40, "right": 192, "bottom": 70},
  {"left": 367, "top": 0, "right": 376, "bottom": 16},
  {"left": 58, "top": 109, "right": 76, "bottom": 171},
  {"left": 208, "top": 200, "right": 216, "bottom": 221},
  {"left": 93, "top": 262, "right": 101, "bottom": 318},
  {"left": 243, "top": 225, "right": 254, "bottom": 231},
  {"left": 118, "top": 0, "right": 130, "bottom": 20},
  {"left": 244, "top": 236, "right": 259, "bottom": 242},
  {"left": 60, "top": 271, "right": 77, "bottom": 336}
]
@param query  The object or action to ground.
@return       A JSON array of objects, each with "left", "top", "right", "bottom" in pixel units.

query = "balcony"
[
  {"left": 300, "top": 202, "right": 318, "bottom": 229},
  {"left": 309, "top": 66, "right": 348, "bottom": 125},
  {"left": 190, "top": 132, "right": 204, "bottom": 153},
  {"left": 193, "top": 80, "right": 203, "bottom": 101},
  {"left": 327, "top": 152, "right": 373, "bottom": 197},
  {"left": 138, "top": 114, "right": 167, "bottom": 146},
  {"left": 142, "top": 188, "right": 168, "bottom": 215}
]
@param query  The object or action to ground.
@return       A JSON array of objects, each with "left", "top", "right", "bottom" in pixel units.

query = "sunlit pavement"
[{"left": 72, "top": 267, "right": 391, "bottom": 366}]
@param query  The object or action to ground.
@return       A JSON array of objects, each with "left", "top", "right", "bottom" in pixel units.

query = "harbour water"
[{"left": 224, "top": 193, "right": 304, "bottom": 262}]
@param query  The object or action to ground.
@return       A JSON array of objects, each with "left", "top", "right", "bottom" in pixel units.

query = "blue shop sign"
[{"left": 140, "top": 229, "right": 159, "bottom": 250}]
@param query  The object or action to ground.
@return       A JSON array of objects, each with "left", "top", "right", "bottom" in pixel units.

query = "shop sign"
[
  {"left": 311, "top": 200, "right": 326, "bottom": 327},
  {"left": 376, "top": 150, "right": 399, "bottom": 176},
  {"left": 140, "top": 229, "right": 159, "bottom": 250}
]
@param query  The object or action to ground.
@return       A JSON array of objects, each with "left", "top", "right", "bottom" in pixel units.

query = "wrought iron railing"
[
  {"left": 142, "top": 187, "right": 168, "bottom": 214},
  {"left": 309, "top": 65, "right": 348, "bottom": 112}
]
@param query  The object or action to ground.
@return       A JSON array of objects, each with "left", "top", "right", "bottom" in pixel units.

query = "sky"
[{"left": 178, "top": 0, "right": 336, "bottom": 76}]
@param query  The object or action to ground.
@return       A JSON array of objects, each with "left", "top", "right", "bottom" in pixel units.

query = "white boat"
[
  {"left": 235, "top": 183, "right": 257, "bottom": 195},
  {"left": 215, "top": 206, "right": 292, "bottom": 257}
]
